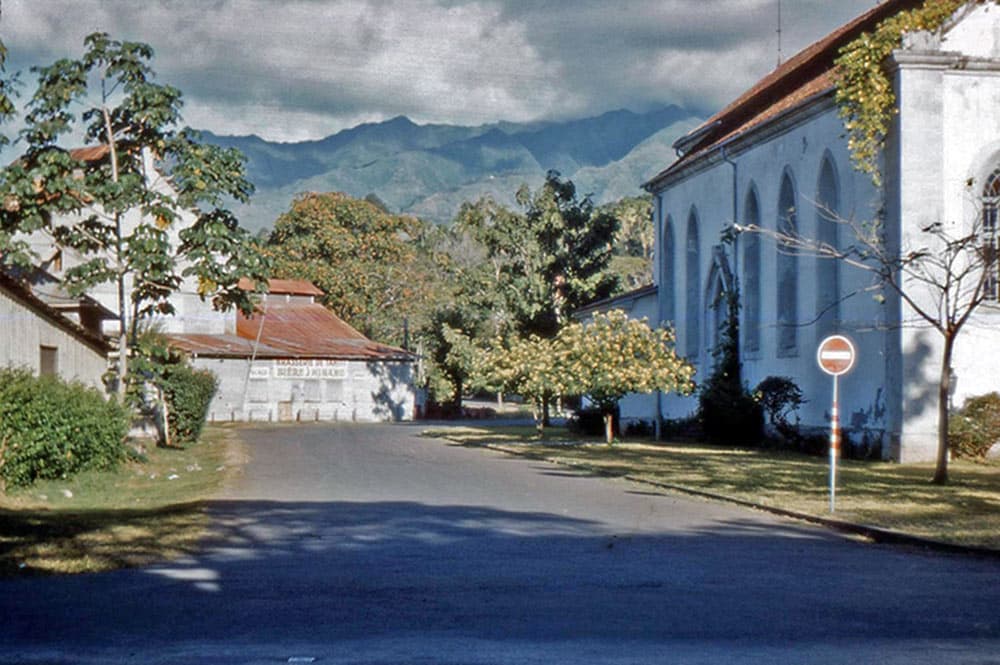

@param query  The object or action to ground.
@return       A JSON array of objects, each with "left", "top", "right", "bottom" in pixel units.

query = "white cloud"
[{"left": 2, "top": 0, "right": 880, "bottom": 141}]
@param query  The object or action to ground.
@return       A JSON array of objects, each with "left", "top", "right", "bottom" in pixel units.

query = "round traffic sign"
[{"left": 817, "top": 335, "right": 856, "bottom": 376}]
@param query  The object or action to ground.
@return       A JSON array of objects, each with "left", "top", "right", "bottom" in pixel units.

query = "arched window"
[
  {"left": 742, "top": 188, "right": 761, "bottom": 353},
  {"left": 660, "top": 214, "right": 676, "bottom": 325},
  {"left": 984, "top": 167, "right": 1000, "bottom": 300},
  {"left": 777, "top": 173, "right": 799, "bottom": 356},
  {"left": 686, "top": 210, "right": 700, "bottom": 359},
  {"left": 816, "top": 156, "right": 841, "bottom": 334}
]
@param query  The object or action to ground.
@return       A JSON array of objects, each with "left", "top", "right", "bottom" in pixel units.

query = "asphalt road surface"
[{"left": 2, "top": 422, "right": 999, "bottom": 664}]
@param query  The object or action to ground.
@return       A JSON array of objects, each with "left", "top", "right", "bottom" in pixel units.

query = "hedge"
[
  {"left": 160, "top": 363, "right": 218, "bottom": 445},
  {"left": 0, "top": 368, "right": 129, "bottom": 488},
  {"left": 949, "top": 392, "right": 1000, "bottom": 460}
]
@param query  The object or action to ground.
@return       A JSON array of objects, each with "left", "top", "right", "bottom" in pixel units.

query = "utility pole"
[{"left": 776, "top": 0, "right": 783, "bottom": 67}]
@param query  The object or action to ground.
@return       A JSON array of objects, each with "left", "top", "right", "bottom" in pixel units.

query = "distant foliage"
[
  {"left": 0, "top": 369, "right": 128, "bottom": 488},
  {"left": 267, "top": 192, "right": 432, "bottom": 344},
  {"left": 949, "top": 392, "right": 1000, "bottom": 460}
]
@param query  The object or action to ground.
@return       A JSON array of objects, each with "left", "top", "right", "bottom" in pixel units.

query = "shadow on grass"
[
  {"left": 425, "top": 424, "right": 1000, "bottom": 548},
  {"left": 0, "top": 501, "right": 209, "bottom": 578}
]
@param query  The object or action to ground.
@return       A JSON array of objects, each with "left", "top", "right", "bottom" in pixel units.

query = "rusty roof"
[
  {"left": 645, "top": 0, "right": 927, "bottom": 190},
  {"left": 237, "top": 277, "right": 325, "bottom": 297},
  {"left": 69, "top": 145, "right": 112, "bottom": 163},
  {"left": 168, "top": 301, "right": 413, "bottom": 361}
]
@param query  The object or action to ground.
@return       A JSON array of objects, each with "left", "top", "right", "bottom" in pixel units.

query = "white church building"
[{"left": 620, "top": 0, "right": 1000, "bottom": 462}]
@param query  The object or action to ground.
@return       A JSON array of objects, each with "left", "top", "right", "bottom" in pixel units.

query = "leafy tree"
[
  {"left": 267, "top": 191, "right": 433, "bottom": 344},
  {"left": 473, "top": 334, "right": 569, "bottom": 431},
  {"left": 0, "top": 33, "right": 269, "bottom": 395},
  {"left": 422, "top": 306, "right": 480, "bottom": 411},
  {"left": 558, "top": 310, "right": 695, "bottom": 444},
  {"left": 605, "top": 195, "right": 654, "bottom": 289},
  {"left": 458, "top": 172, "right": 620, "bottom": 341}
]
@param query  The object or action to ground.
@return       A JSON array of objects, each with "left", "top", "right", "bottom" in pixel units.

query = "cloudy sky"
[{"left": 4, "top": 1, "right": 879, "bottom": 142}]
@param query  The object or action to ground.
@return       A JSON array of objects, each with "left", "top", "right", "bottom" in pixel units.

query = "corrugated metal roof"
[
  {"left": 645, "top": 0, "right": 927, "bottom": 190},
  {"left": 168, "top": 301, "right": 413, "bottom": 361},
  {"left": 237, "top": 277, "right": 324, "bottom": 296}
]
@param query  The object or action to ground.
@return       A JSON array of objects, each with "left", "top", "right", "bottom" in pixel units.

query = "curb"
[{"left": 474, "top": 441, "right": 1000, "bottom": 560}]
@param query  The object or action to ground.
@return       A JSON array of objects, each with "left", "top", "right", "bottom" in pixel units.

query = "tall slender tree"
[{"left": 0, "top": 33, "right": 269, "bottom": 395}]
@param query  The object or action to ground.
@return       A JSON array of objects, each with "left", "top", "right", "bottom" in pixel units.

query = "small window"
[
  {"left": 39, "top": 345, "right": 58, "bottom": 377},
  {"left": 983, "top": 167, "right": 1000, "bottom": 300},
  {"left": 326, "top": 379, "right": 345, "bottom": 403},
  {"left": 248, "top": 379, "right": 268, "bottom": 403},
  {"left": 304, "top": 380, "right": 322, "bottom": 402}
]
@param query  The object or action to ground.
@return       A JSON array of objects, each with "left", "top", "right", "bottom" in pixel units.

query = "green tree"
[
  {"left": 0, "top": 33, "right": 269, "bottom": 395},
  {"left": 558, "top": 310, "right": 695, "bottom": 444},
  {"left": 605, "top": 195, "right": 654, "bottom": 289},
  {"left": 267, "top": 191, "right": 433, "bottom": 344},
  {"left": 458, "top": 172, "right": 621, "bottom": 341}
]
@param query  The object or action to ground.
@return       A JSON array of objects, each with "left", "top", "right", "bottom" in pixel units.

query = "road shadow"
[{"left": 3, "top": 496, "right": 998, "bottom": 655}]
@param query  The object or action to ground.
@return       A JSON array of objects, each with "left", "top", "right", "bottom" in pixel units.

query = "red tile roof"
[{"left": 645, "top": 0, "right": 927, "bottom": 189}]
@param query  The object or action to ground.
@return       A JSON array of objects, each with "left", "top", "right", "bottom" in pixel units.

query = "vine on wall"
[{"left": 833, "top": 0, "right": 970, "bottom": 184}]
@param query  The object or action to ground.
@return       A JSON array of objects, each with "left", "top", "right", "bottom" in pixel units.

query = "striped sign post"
[{"left": 817, "top": 335, "right": 857, "bottom": 513}]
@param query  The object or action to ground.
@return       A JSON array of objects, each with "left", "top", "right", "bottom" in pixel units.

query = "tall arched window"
[
  {"left": 742, "top": 188, "right": 761, "bottom": 353},
  {"left": 777, "top": 173, "right": 799, "bottom": 356},
  {"left": 660, "top": 214, "right": 676, "bottom": 325},
  {"left": 686, "top": 209, "right": 701, "bottom": 359},
  {"left": 816, "top": 156, "right": 841, "bottom": 334},
  {"left": 984, "top": 167, "right": 1000, "bottom": 301}
]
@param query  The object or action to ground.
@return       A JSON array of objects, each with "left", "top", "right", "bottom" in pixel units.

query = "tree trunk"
[
  {"left": 932, "top": 334, "right": 955, "bottom": 485},
  {"left": 604, "top": 412, "right": 614, "bottom": 446},
  {"left": 542, "top": 395, "right": 551, "bottom": 428}
]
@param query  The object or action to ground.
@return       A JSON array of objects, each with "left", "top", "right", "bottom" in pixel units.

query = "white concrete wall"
[
  {"left": 647, "top": 4, "right": 1000, "bottom": 462},
  {"left": 653, "top": 102, "right": 895, "bottom": 456},
  {"left": 193, "top": 357, "right": 417, "bottom": 423},
  {"left": 887, "top": 6, "right": 1000, "bottom": 461},
  {"left": 0, "top": 287, "right": 109, "bottom": 390}
]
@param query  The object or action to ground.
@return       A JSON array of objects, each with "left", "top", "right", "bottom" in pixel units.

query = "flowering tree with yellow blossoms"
[
  {"left": 558, "top": 310, "right": 695, "bottom": 445},
  {"left": 474, "top": 335, "right": 570, "bottom": 431}
]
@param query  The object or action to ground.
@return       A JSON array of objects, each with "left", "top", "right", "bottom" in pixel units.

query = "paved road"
[{"left": 2, "top": 423, "right": 999, "bottom": 664}]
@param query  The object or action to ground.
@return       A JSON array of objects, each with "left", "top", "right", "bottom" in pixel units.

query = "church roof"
[{"left": 644, "top": 0, "right": 928, "bottom": 191}]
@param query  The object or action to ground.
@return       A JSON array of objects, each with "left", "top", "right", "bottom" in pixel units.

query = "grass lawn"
[
  {"left": 0, "top": 425, "right": 244, "bottom": 577},
  {"left": 426, "top": 425, "right": 1000, "bottom": 550}
]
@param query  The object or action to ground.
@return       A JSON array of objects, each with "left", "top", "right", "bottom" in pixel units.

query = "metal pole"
[{"left": 830, "top": 373, "right": 840, "bottom": 513}]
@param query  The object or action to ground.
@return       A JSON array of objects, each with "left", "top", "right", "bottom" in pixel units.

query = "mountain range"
[{"left": 203, "top": 105, "right": 704, "bottom": 231}]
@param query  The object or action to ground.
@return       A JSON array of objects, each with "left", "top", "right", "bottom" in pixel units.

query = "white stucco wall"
[
  {"left": 654, "top": 100, "right": 893, "bottom": 454},
  {"left": 647, "top": 3, "right": 1000, "bottom": 462},
  {"left": 193, "top": 357, "right": 417, "bottom": 423},
  {"left": 887, "top": 6, "right": 1000, "bottom": 461}
]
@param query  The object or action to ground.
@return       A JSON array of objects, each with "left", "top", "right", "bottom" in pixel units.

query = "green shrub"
[
  {"left": 160, "top": 364, "right": 218, "bottom": 445},
  {"left": 0, "top": 368, "right": 128, "bottom": 488},
  {"left": 755, "top": 376, "right": 804, "bottom": 433},
  {"left": 949, "top": 392, "right": 1000, "bottom": 460}
]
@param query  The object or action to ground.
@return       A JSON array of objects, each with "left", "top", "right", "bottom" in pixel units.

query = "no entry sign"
[
  {"left": 817, "top": 335, "right": 856, "bottom": 376},
  {"left": 817, "top": 334, "right": 856, "bottom": 513}
]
